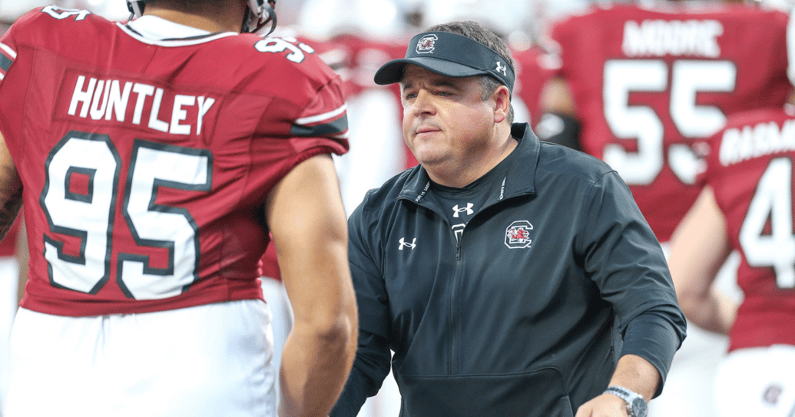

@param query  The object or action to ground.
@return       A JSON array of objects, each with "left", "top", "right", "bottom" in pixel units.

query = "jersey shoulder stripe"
[{"left": 0, "top": 42, "right": 14, "bottom": 81}]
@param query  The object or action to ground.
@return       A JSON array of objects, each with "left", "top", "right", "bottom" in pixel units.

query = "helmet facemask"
[
  {"left": 125, "top": 0, "right": 277, "bottom": 34},
  {"left": 243, "top": 0, "right": 277, "bottom": 34}
]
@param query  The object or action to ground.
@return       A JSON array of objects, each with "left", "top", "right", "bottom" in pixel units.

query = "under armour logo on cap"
[{"left": 495, "top": 59, "right": 507, "bottom": 76}]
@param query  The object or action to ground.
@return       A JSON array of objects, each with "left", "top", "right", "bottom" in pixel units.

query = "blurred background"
[
  {"left": 0, "top": 1, "right": 790, "bottom": 417},
  {"left": 0, "top": 0, "right": 594, "bottom": 38}
]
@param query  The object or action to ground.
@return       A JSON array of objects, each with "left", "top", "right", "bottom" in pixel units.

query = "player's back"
[
  {"left": 702, "top": 105, "right": 795, "bottom": 351},
  {"left": 547, "top": 3, "right": 791, "bottom": 242},
  {"left": 0, "top": 6, "right": 348, "bottom": 316}
]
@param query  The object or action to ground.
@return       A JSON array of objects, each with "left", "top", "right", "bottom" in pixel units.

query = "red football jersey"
[
  {"left": 548, "top": 3, "right": 792, "bottom": 242},
  {"left": 701, "top": 106, "right": 795, "bottom": 351},
  {"left": 513, "top": 45, "right": 555, "bottom": 128},
  {"left": 0, "top": 7, "right": 349, "bottom": 316}
]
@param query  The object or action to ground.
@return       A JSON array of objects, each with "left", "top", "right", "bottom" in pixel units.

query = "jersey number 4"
[
  {"left": 739, "top": 157, "right": 795, "bottom": 290},
  {"left": 41, "top": 131, "right": 212, "bottom": 300}
]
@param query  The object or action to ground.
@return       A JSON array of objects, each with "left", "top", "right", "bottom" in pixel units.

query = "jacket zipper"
[{"left": 450, "top": 235, "right": 464, "bottom": 374}]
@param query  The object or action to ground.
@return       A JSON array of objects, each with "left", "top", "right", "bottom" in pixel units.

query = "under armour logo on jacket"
[
  {"left": 453, "top": 203, "right": 474, "bottom": 218},
  {"left": 399, "top": 237, "right": 416, "bottom": 250}
]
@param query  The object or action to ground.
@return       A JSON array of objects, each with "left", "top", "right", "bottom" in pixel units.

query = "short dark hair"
[{"left": 424, "top": 21, "right": 515, "bottom": 124}]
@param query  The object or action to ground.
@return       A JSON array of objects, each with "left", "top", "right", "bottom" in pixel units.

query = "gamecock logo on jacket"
[{"left": 505, "top": 220, "right": 533, "bottom": 249}]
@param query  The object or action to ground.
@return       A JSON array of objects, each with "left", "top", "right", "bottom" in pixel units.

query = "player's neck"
[{"left": 143, "top": 4, "right": 244, "bottom": 33}]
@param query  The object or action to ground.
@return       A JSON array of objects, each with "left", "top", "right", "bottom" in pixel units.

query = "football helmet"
[{"left": 126, "top": 0, "right": 277, "bottom": 34}]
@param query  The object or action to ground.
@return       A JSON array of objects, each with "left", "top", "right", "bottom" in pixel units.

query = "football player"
[
  {"left": 0, "top": 0, "right": 358, "bottom": 416},
  {"left": 669, "top": 98, "right": 795, "bottom": 417},
  {"left": 538, "top": 1, "right": 793, "bottom": 416}
]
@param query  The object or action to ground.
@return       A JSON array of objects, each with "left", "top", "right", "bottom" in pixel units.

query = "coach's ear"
[{"left": 492, "top": 85, "right": 510, "bottom": 124}]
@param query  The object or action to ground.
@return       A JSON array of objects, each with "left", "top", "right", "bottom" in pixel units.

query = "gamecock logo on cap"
[{"left": 416, "top": 34, "right": 438, "bottom": 54}]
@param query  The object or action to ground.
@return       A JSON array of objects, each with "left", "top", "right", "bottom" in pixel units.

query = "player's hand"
[{"left": 575, "top": 393, "right": 628, "bottom": 417}]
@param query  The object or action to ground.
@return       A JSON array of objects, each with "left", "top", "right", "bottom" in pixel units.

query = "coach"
[{"left": 331, "top": 21, "right": 686, "bottom": 417}]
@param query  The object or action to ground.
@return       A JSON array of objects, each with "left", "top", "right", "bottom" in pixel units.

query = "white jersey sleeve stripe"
[
  {"left": 0, "top": 42, "right": 17, "bottom": 59},
  {"left": 294, "top": 104, "right": 347, "bottom": 126}
]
